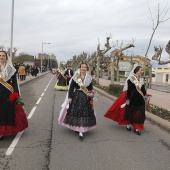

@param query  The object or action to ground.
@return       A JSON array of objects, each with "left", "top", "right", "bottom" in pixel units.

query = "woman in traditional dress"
[
  {"left": 104, "top": 65, "right": 146, "bottom": 135},
  {"left": 0, "top": 51, "right": 28, "bottom": 140},
  {"left": 54, "top": 67, "right": 68, "bottom": 90},
  {"left": 58, "top": 63, "right": 96, "bottom": 140}
]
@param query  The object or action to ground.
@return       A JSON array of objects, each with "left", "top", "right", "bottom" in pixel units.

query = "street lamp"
[
  {"left": 47, "top": 55, "right": 50, "bottom": 68},
  {"left": 41, "top": 42, "right": 50, "bottom": 73},
  {"left": 47, "top": 53, "right": 53, "bottom": 69},
  {"left": 10, "top": 0, "right": 15, "bottom": 61}
]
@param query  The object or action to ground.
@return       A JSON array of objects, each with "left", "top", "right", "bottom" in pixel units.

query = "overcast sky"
[{"left": 0, "top": 0, "right": 170, "bottom": 65}]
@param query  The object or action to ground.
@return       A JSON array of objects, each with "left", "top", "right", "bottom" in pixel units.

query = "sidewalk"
[
  {"left": 94, "top": 78, "right": 170, "bottom": 131},
  {"left": 18, "top": 71, "right": 50, "bottom": 85},
  {"left": 99, "top": 78, "right": 170, "bottom": 111},
  {"left": 152, "top": 81, "right": 170, "bottom": 87}
]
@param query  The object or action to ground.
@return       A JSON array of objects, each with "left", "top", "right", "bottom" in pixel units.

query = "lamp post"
[
  {"left": 41, "top": 42, "right": 50, "bottom": 73},
  {"left": 48, "top": 55, "right": 50, "bottom": 68},
  {"left": 47, "top": 53, "right": 53, "bottom": 69},
  {"left": 10, "top": 0, "right": 15, "bottom": 61}
]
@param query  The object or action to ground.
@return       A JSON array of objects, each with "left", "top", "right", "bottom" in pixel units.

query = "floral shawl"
[
  {"left": 72, "top": 73, "right": 92, "bottom": 95},
  {"left": 130, "top": 74, "right": 144, "bottom": 97}
]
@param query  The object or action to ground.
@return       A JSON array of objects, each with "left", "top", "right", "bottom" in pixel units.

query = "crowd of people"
[
  {"left": 0, "top": 50, "right": 149, "bottom": 141},
  {"left": 57, "top": 63, "right": 149, "bottom": 140},
  {"left": 13, "top": 63, "right": 40, "bottom": 81}
]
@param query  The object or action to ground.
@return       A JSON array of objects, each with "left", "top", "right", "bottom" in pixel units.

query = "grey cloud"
[{"left": 0, "top": 0, "right": 169, "bottom": 63}]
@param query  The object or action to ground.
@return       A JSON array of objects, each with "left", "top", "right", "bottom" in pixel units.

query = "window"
[{"left": 166, "top": 74, "right": 169, "bottom": 82}]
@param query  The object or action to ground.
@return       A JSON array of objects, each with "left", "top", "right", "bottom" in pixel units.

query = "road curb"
[
  {"left": 94, "top": 86, "right": 170, "bottom": 132},
  {"left": 19, "top": 72, "right": 50, "bottom": 86},
  {"left": 146, "top": 111, "right": 170, "bottom": 131}
]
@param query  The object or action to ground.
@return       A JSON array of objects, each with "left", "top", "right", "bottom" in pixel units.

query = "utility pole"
[
  {"left": 10, "top": 0, "right": 14, "bottom": 61},
  {"left": 41, "top": 42, "right": 50, "bottom": 73}
]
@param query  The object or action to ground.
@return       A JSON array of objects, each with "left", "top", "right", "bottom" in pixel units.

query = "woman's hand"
[
  {"left": 68, "top": 98, "right": 72, "bottom": 104},
  {"left": 126, "top": 100, "right": 130, "bottom": 105}
]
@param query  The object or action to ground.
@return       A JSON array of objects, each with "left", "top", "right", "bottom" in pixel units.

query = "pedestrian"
[
  {"left": 30, "top": 65, "right": 34, "bottom": 76},
  {"left": 54, "top": 67, "right": 68, "bottom": 90},
  {"left": 91, "top": 67, "right": 96, "bottom": 79},
  {"left": 58, "top": 62, "right": 97, "bottom": 140},
  {"left": 34, "top": 66, "right": 39, "bottom": 77},
  {"left": 18, "top": 63, "right": 26, "bottom": 81},
  {"left": 0, "top": 51, "right": 28, "bottom": 140},
  {"left": 13, "top": 63, "right": 18, "bottom": 75},
  {"left": 104, "top": 64, "right": 147, "bottom": 135},
  {"left": 14, "top": 63, "right": 20, "bottom": 80},
  {"left": 31, "top": 66, "right": 39, "bottom": 77},
  {"left": 25, "top": 64, "right": 30, "bottom": 76},
  {"left": 64, "top": 65, "right": 74, "bottom": 85}
]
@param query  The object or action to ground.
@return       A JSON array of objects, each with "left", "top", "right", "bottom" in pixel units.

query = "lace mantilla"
[
  {"left": 73, "top": 73, "right": 92, "bottom": 87},
  {"left": 1, "top": 64, "right": 16, "bottom": 81}
]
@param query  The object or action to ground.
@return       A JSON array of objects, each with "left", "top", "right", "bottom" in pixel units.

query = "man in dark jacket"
[{"left": 64, "top": 65, "right": 74, "bottom": 85}]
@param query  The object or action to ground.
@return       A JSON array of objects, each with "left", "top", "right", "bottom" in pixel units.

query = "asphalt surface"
[
  {"left": 19, "top": 73, "right": 170, "bottom": 131},
  {"left": 0, "top": 72, "right": 169, "bottom": 170}
]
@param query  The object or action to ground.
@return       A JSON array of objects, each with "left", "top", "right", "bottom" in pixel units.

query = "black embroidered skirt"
[
  {"left": 64, "top": 90, "right": 96, "bottom": 127},
  {"left": 57, "top": 76, "right": 67, "bottom": 86},
  {"left": 124, "top": 104, "right": 146, "bottom": 124}
]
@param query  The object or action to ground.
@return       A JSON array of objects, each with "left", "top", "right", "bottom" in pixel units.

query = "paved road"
[
  {"left": 151, "top": 82, "right": 170, "bottom": 93},
  {"left": 0, "top": 73, "right": 170, "bottom": 170},
  {"left": 0, "top": 73, "right": 54, "bottom": 169},
  {"left": 151, "top": 84, "right": 170, "bottom": 93}
]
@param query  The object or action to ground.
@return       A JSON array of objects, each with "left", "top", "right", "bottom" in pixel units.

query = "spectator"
[{"left": 18, "top": 63, "right": 26, "bottom": 81}]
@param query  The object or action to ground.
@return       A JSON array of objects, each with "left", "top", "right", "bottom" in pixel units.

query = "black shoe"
[
  {"left": 79, "top": 136, "right": 84, "bottom": 140},
  {"left": 0, "top": 136, "right": 4, "bottom": 140},
  {"left": 136, "top": 130, "right": 141, "bottom": 135},
  {"left": 126, "top": 126, "right": 131, "bottom": 131},
  {"left": 79, "top": 132, "right": 84, "bottom": 140},
  {"left": 134, "top": 129, "right": 141, "bottom": 135}
]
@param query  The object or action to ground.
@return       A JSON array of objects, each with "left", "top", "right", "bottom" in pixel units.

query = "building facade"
[
  {"left": 154, "top": 63, "right": 170, "bottom": 84},
  {"left": 38, "top": 53, "right": 56, "bottom": 60}
]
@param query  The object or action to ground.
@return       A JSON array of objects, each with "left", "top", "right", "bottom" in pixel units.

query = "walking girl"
[{"left": 58, "top": 62, "right": 97, "bottom": 140}]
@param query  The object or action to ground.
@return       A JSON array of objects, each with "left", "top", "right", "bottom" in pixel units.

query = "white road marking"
[
  {"left": 27, "top": 106, "right": 37, "bottom": 119},
  {"left": 36, "top": 97, "right": 42, "bottom": 104},
  {"left": 44, "top": 76, "right": 53, "bottom": 91},
  {"left": 5, "top": 75, "right": 55, "bottom": 156},
  {"left": 6, "top": 131, "right": 24, "bottom": 156}
]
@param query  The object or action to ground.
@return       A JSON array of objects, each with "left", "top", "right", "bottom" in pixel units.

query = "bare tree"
[
  {"left": 144, "top": 2, "right": 170, "bottom": 75},
  {"left": 110, "top": 43, "right": 135, "bottom": 84},
  {"left": 152, "top": 46, "right": 163, "bottom": 60},
  {"left": 152, "top": 40, "right": 170, "bottom": 64},
  {"left": 7, "top": 47, "right": 18, "bottom": 59},
  {"left": 96, "top": 37, "right": 112, "bottom": 84},
  {"left": 165, "top": 40, "right": 170, "bottom": 55}
]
